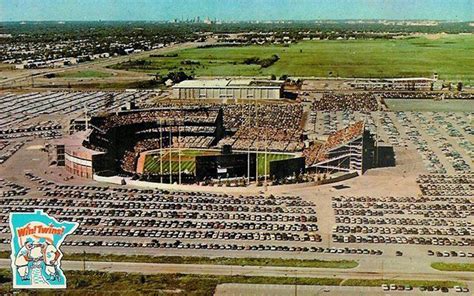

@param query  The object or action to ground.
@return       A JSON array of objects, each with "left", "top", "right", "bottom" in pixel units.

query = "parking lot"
[
  {"left": 307, "top": 111, "right": 473, "bottom": 174},
  {"left": 331, "top": 173, "right": 473, "bottom": 252}
]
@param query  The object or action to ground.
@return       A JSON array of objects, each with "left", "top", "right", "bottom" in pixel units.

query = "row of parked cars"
[
  {"left": 382, "top": 284, "right": 470, "bottom": 293},
  {"left": 331, "top": 186, "right": 473, "bottom": 247}
]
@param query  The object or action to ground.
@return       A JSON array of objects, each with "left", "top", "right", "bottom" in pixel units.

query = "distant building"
[
  {"left": 172, "top": 79, "right": 284, "bottom": 100},
  {"left": 349, "top": 77, "right": 436, "bottom": 91}
]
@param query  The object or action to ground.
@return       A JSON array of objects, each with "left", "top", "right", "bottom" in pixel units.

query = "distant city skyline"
[{"left": 0, "top": 0, "right": 472, "bottom": 22}]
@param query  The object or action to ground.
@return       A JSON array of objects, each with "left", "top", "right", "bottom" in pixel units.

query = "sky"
[{"left": 0, "top": 0, "right": 472, "bottom": 22}]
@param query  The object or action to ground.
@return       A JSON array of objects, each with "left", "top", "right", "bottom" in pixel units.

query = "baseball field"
[{"left": 143, "top": 149, "right": 293, "bottom": 176}]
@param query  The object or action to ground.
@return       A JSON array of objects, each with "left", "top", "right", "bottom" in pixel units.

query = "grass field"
[
  {"left": 53, "top": 252, "right": 357, "bottom": 269},
  {"left": 431, "top": 262, "right": 474, "bottom": 272},
  {"left": 143, "top": 149, "right": 294, "bottom": 176},
  {"left": 143, "top": 149, "right": 218, "bottom": 174},
  {"left": 111, "top": 35, "right": 474, "bottom": 83},
  {"left": 257, "top": 153, "right": 293, "bottom": 175},
  {"left": 57, "top": 70, "right": 113, "bottom": 78},
  {"left": 341, "top": 278, "right": 464, "bottom": 288},
  {"left": 0, "top": 268, "right": 465, "bottom": 295},
  {"left": 385, "top": 99, "right": 474, "bottom": 112}
]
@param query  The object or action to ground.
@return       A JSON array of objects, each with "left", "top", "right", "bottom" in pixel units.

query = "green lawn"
[
  {"left": 342, "top": 278, "right": 465, "bottom": 288},
  {"left": 111, "top": 35, "right": 474, "bottom": 83},
  {"left": 0, "top": 269, "right": 342, "bottom": 295},
  {"left": 58, "top": 70, "right": 113, "bottom": 78},
  {"left": 56, "top": 253, "right": 357, "bottom": 269},
  {"left": 431, "top": 262, "right": 474, "bottom": 272},
  {"left": 0, "top": 268, "right": 465, "bottom": 295},
  {"left": 385, "top": 99, "right": 474, "bottom": 112}
]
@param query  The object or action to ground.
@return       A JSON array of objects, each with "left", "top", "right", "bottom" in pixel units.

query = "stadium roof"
[{"left": 173, "top": 79, "right": 283, "bottom": 89}]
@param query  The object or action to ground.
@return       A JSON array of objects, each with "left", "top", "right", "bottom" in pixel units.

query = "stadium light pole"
[
  {"left": 264, "top": 129, "right": 267, "bottom": 187},
  {"left": 169, "top": 126, "right": 172, "bottom": 184},
  {"left": 159, "top": 118, "right": 163, "bottom": 183},
  {"left": 84, "top": 104, "right": 89, "bottom": 130},
  {"left": 247, "top": 103, "right": 251, "bottom": 185},
  {"left": 255, "top": 98, "right": 259, "bottom": 184},
  {"left": 178, "top": 118, "right": 182, "bottom": 185}
]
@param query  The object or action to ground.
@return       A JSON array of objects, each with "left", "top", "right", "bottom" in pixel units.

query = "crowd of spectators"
[
  {"left": 98, "top": 109, "right": 220, "bottom": 132},
  {"left": 304, "top": 121, "right": 364, "bottom": 166},
  {"left": 220, "top": 104, "right": 304, "bottom": 152},
  {"left": 145, "top": 103, "right": 304, "bottom": 152},
  {"left": 121, "top": 139, "right": 163, "bottom": 173},
  {"left": 312, "top": 93, "right": 380, "bottom": 112},
  {"left": 173, "top": 136, "right": 215, "bottom": 149}
]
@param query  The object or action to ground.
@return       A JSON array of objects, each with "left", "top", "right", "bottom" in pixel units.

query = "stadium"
[{"left": 53, "top": 102, "right": 384, "bottom": 186}]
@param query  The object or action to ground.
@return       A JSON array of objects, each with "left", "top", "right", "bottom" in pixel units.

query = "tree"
[
  {"left": 163, "top": 71, "right": 192, "bottom": 84},
  {"left": 270, "top": 74, "right": 276, "bottom": 80}
]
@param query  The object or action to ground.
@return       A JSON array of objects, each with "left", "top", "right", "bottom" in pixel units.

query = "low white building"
[{"left": 172, "top": 79, "right": 283, "bottom": 100}]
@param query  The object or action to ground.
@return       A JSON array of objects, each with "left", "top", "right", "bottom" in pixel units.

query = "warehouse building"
[
  {"left": 349, "top": 77, "right": 436, "bottom": 90},
  {"left": 172, "top": 79, "right": 283, "bottom": 100}
]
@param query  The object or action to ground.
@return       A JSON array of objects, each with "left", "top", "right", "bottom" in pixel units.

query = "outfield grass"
[
  {"left": 385, "top": 99, "right": 474, "bottom": 112},
  {"left": 431, "top": 262, "right": 474, "bottom": 272},
  {"left": 111, "top": 35, "right": 474, "bottom": 83},
  {"left": 57, "top": 70, "right": 113, "bottom": 78},
  {"left": 257, "top": 153, "right": 293, "bottom": 175},
  {"left": 143, "top": 149, "right": 294, "bottom": 176},
  {"left": 143, "top": 149, "right": 219, "bottom": 174}
]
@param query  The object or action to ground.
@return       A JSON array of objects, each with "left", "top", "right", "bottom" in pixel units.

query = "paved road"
[
  {"left": 216, "top": 284, "right": 393, "bottom": 296},
  {"left": 0, "top": 41, "right": 205, "bottom": 87},
  {"left": 0, "top": 259, "right": 472, "bottom": 283}
]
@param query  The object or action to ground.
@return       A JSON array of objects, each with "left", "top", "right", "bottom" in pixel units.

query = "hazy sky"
[{"left": 0, "top": 0, "right": 472, "bottom": 22}]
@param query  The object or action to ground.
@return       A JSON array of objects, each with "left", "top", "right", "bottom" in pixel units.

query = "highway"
[
  {"left": 0, "top": 41, "right": 206, "bottom": 87},
  {"left": 0, "top": 259, "right": 472, "bottom": 283}
]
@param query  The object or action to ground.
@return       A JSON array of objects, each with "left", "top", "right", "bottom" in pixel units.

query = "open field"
[
  {"left": 431, "top": 262, "right": 474, "bottom": 272},
  {"left": 56, "top": 69, "right": 114, "bottom": 78},
  {"left": 110, "top": 35, "right": 474, "bottom": 83},
  {"left": 143, "top": 149, "right": 294, "bottom": 175},
  {"left": 385, "top": 99, "right": 474, "bottom": 112}
]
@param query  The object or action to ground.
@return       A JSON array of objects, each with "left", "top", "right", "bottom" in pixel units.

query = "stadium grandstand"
[
  {"left": 303, "top": 121, "right": 375, "bottom": 174},
  {"left": 51, "top": 104, "right": 380, "bottom": 184}
]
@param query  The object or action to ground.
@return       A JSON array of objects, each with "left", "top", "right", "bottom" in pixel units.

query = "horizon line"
[{"left": 1, "top": 19, "right": 473, "bottom": 23}]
